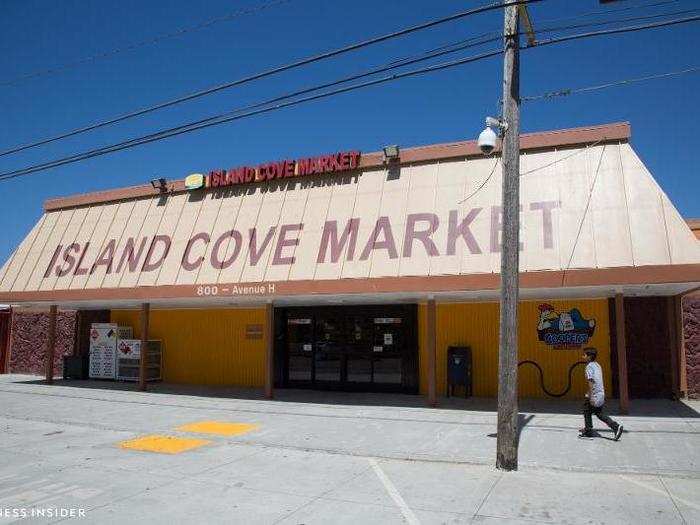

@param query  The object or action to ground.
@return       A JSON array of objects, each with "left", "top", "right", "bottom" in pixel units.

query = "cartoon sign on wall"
[{"left": 537, "top": 303, "right": 596, "bottom": 349}]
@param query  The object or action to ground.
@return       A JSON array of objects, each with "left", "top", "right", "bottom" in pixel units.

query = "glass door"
[
  {"left": 279, "top": 305, "right": 418, "bottom": 393},
  {"left": 314, "top": 316, "right": 342, "bottom": 383},
  {"left": 371, "top": 317, "right": 403, "bottom": 385},
  {"left": 345, "top": 316, "right": 373, "bottom": 385},
  {"left": 287, "top": 317, "right": 313, "bottom": 383}
]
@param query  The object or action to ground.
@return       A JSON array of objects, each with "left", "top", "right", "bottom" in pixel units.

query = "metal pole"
[
  {"left": 44, "top": 305, "right": 58, "bottom": 384},
  {"left": 138, "top": 302, "right": 150, "bottom": 392},
  {"left": 614, "top": 293, "right": 629, "bottom": 414},
  {"left": 427, "top": 298, "right": 437, "bottom": 407},
  {"left": 264, "top": 301, "right": 274, "bottom": 399},
  {"left": 496, "top": 1, "right": 520, "bottom": 471}
]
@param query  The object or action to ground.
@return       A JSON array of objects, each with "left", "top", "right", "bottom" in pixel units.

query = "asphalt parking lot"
[{"left": 0, "top": 374, "right": 699, "bottom": 524}]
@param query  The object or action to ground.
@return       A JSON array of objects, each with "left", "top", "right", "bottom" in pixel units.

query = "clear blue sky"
[{"left": 1, "top": 0, "right": 698, "bottom": 263}]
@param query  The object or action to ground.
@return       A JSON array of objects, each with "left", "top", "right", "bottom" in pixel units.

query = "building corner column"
[
  {"left": 264, "top": 302, "right": 274, "bottom": 400},
  {"left": 138, "top": 303, "right": 150, "bottom": 392},
  {"left": 44, "top": 305, "right": 58, "bottom": 384},
  {"left": 427, "top": 298, "right": 437, "bottom": 407},
  {"left": 675, "top": 295, "right": 687, "bottom": 397},
  {"left": 614, "top": 293, "right": 629, "bottom": 414}
]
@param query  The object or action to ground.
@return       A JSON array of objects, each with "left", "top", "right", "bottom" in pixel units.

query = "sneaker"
[
  {"left": 614, "top": 425, "right": 624, "bottom": 441},
  {"left": 579, "top": 429, "right": 594, "bottom": 438}
]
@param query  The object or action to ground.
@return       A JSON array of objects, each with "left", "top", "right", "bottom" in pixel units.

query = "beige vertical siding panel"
[
  {"left": 661, "top": 193, "right": 700, "bottom": 264},
  {"left": 341, "top": 169, "right": 384, "bottom": 279},
  {"left": 399, "top": 163, "right": 437, "bottom": 276},
  {"left": 69, "top": 203, "right": 119, "bottom": 289},
  {"left": 618, "top": 144, "right": 671, "bottom": 266},
  {"left": 176, "top": 192, "right": 222, "bottom": 285},
  {"left": 556, "top": 146, "right": 597, "bottom": 270},
  {"left": 107, "top": 197, "right": 157, "bottom": 288},
  {"left": 155, "top": 193, "right": 205, "bottom": 286},
  {"left": 54, "top": 205, "right": 103, "bottom": 290},
  {"left": 217, "top": 185, "right": 264, "bottom": 284},
  {"left": 239, "top": 184, "right": 286, "bottom": 283},
  {"left": 314, "top": 172, "right": 361, "bottom": 280},
  {"left": 368, "top": 164, "right": 411, "bottom": 278},
  {"left": 589, "top": 144, "right": 634, "bottom": 268},
  {"left": 461, "top": 157, "right": 500, "bottom": 276},
  {"left": 91, "top": 200, "right": 140, "bottom": 289},
  {"left": 429, "top": 160, "right": 467, "bottom": 276},
  {"left": 39, "top": 208, "right": 88, "bottom": 291},
  {"left": 1, "top": 214, "right": 50, "bottom": 292},
  {"left": 196, "top": 189, "right": 243, "bottom": 284},
  {"left": 130, "top": 194, "right": 180, "bottom": 287},
  {"left": 264, "top": 180, "right": 309, "bottom": 282},
  {"left": 22, "top": 210, "right": 72, "bottom": 292},
  {"left": 520, "top": 150, "right": 561, "bottom": 271},
  {"left": 287, "top": 176, "right": 335, "bottom": 281}
]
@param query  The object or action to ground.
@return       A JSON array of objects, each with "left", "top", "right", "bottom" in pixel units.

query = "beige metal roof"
[{"left": 1, "top": 126, "right": 699, "bottom": 307}]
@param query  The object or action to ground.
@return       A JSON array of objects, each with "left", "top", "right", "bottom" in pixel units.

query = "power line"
[
  {"left": 532, "top": 13, "right": 700, "bottom": 48},
  {"left": 0, "top": 0, "right": 541, "bottom": 159},
  {"left": 2, "top": 13, "right": 699, "bottom": 181},
  {"left": 416, "top": 5, "right": 699, "bottom": 65},
  {"left": 420, "top": 0, "right": 685, "bottom": 58},
  {"left": 522, "top": 66, "right": 700, "bottom": 101},
  {"left": 0, "top": 48, "right": 504, "bottom": 180},
  {"left": 0, "top": 0, "right": 294, "bottom": 88}
]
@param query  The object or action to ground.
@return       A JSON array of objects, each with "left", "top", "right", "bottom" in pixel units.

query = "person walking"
[{"left": 579, "top": 347, "right": 624, "bottom": 440}]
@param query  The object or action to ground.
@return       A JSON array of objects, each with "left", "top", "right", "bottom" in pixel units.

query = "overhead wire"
[
  {"left": 2, "top": 0, "right": 692, "bottom": 160},
  {"left": 0, "top": 0, "right": 541, "bottom": 159},
  {"left": 1, "top": 13, "right": 699, "bottom": 181},
  {"left": 0, "top": 0, "right": 294, "bottom": 88},
  {"left": 522, "top": 66, "right": 700, "bottom": 102}
]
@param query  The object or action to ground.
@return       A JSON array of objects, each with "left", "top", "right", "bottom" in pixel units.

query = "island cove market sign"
[
  {"left": 42, "top": 201, "right": 559, "bottom": 293},
  {"left": 184, "top": 150, "right": 362, "bottom": 190}
]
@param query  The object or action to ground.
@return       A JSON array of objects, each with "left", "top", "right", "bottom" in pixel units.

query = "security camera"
[
  {"left": 477, "top": 117, "right": 507, "bottom": 156},
  {"left": 477, "top": 126, "right": 497, "bottom": 155}
]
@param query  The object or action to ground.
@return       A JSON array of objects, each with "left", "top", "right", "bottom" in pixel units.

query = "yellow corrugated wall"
[
  {"left": 419, "top": 299, "right": 612, "bottom": 399},
  {"left": 111, "top": 308, "right": 266, "bottom": 386}
]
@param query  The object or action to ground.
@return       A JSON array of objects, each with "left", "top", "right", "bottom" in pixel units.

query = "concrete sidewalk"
[{"left": 0, "top": 374, "right": 698, "bottom": 524}]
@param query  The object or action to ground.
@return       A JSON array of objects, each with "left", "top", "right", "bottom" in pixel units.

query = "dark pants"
[{"left": 583, "top": 400, "right": 619, "bottom": 432}]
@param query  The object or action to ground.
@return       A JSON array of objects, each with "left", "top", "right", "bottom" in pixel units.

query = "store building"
[{"left": 1, "top": 122, "right": 699, "bottom": 407}]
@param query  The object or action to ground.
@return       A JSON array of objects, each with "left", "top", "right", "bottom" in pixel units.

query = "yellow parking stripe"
[
  {"left": 119, "top": 435, "right": 211, "bottom": 454},
  {"left": 176, "top": 421, "right": 259, "bottom": 436}
]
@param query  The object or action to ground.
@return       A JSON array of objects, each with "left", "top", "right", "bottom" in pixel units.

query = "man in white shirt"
[{"left": 579, "top": 347, "right": 624, "bottom": 440}]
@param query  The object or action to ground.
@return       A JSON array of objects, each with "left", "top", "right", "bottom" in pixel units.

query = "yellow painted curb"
[
  {"left": 119, "top": 434, "right": 211, "bottom": 454},
  {"left": 176, "top": 421, "right": 260, "bottom": 436}
]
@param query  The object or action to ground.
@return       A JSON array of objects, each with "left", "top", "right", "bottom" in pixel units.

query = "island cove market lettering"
[
  {"left": 186, "top": 150, "right": 362, "bottom": 189},
  {"left": 43, "top": 201, "right": 559, "bottom": 280}
]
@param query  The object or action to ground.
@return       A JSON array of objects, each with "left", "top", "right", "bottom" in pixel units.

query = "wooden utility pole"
[
  {"left": 138, "top": 302, "right": 150, "bottom": 392},
  {"left": 496, "top": 1, "right": 521, "bottom": 471}
]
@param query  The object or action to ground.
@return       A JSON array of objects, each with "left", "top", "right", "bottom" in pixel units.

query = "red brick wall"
[
  {"left": 624, "top": 297, "right": 673, "bottom": 399},
  {"left": 683, "top": 294, "right": 700, "bottom": 399},
  {"left": 9, "top": 311, "right": 77, "bottom": 376}
]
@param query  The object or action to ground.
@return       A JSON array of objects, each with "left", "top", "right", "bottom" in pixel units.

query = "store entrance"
[{"left": 275, "top": 304, "right": 418, "bottom": 393}]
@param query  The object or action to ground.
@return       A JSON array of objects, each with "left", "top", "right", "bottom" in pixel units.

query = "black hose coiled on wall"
[{"left": 517, "top": 360, "right": 587, "bottom": 398}]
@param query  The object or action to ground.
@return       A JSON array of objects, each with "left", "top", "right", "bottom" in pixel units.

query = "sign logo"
[
  {"left": 184, "top": 173, "right": 205, "bottom": 190},
  {"left": 537, "top": 303, "right": 596, "bottom": 349}
]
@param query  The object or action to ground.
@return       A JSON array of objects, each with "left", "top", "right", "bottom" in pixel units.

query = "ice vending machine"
[{"left": 88, "top": 323, "right": 132, "bottom": 379}]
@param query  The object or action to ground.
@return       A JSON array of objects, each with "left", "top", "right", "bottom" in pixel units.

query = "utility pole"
[{"left": 496, "top": 0, "right": 521, "bottom": 471}]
